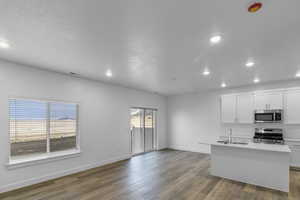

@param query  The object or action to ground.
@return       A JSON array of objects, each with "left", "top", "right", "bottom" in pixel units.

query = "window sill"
[{"left": 7, "top": 149, "right": 81, "bottom": 170}]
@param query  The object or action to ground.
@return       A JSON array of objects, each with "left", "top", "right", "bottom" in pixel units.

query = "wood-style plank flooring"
[{"left": 1, "top": 149, "right": 300, "bottom": 200}]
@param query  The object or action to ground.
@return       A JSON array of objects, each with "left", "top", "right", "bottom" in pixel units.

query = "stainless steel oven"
[
  {"left": 253, "top": 128, "right": 284, "bottom": 144},
  {"left": 254, "top": 110, "right": 283, "bottom": 123}
]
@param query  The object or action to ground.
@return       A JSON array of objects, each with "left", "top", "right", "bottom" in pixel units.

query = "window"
[
  {"left": 49, "top": 102, "right": 77, "bottom": 152},
  {"left": 9, "top": 99, "right": 78, "bottom": 159}
]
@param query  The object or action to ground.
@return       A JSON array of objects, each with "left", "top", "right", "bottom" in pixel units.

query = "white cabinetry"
[
  {"left": 221, "top": 95, "right": 236, "bottom": 123},
  {"left": 236, "top": 93, "right": 254, "bottom": 123},
  {"left": 221, "top": 93, "right": 254, "bottom": 124},
  {"left": 287, "top": 142, "right": 300, "bottom": 167},
  {"left": 254, "top": 93, "right": 283, "bottom": 110},
  {"left": 221, "top": 88, "right": 300, "bottom": 124},
  {"left": 285, "top": 90, "right": 300, "bottom": 124},
  {"left": 254, "top": 94, "right": 268, "bottom": 110}
]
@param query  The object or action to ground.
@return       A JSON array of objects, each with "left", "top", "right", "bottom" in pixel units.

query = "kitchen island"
[{"left": 210, "top": 142, "right": 291, "bottom": 192}]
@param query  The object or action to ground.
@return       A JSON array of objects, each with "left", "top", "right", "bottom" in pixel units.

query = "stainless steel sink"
[
  {"left": 217, "top": 140, "right": 229, "bottom": 144},
  {"left": 217, "top": 141, "right": 248, "bottom": 145},
  {"left": 232, "top": 142, "right": 248, "bottom": 145}
]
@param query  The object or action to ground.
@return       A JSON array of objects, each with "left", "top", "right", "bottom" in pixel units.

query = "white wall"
[
  {"left": 167, "top": 80, "right": 300, "bottom": 154},
  {"left": 0, "top": 60, "right": 167, "bottom": 192}
]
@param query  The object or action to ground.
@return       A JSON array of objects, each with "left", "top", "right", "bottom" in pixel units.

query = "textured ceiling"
[{"left": 0, "top": 0, "right": 299, "bottom": 95}]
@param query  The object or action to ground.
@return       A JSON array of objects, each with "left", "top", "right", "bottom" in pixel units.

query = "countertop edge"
[{"left": 211, "top": 142, "right": 291, "bottom": 153}]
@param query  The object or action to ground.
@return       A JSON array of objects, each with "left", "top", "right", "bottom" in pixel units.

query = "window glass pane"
[
  {"left": 50, "top": 102, "right": 77, "bottom": 152},
  {"left": 145, "top": 110, "right": 153, "bottom": 128},
  {"left": 9, "top": 99, "right": 47, "bottom": 157},
  {"left": 130, "top": 109, "right": 143, "bottom": 128},
  {"left": 130, "top": 109, "right": 144, "bottom": 154}
]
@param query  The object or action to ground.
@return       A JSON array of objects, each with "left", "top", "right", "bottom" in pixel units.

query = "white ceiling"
[{"left": 0, "top": 0, "right": 300, "bottom": 95}]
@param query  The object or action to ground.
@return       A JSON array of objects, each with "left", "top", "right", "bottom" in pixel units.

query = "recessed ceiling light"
[
  {"left": 296, "top": 72, "right": 300, "bottom": 78},
  {"left": 221, "top": 83, "right": 227, "bottom": 88},
  {"left": 202, "top": 69, "right": 210, "bottom": 76},
  {"left": 253, "top": 78, "right": 260, "bottom": 83},
  {"left": 0, "top": 39, "right": 10, "bottom": 49},
  {"left": 210, "top": 35, "right": 222, "bottom": 44},
  {"left": 105, "top": 69, "right": 112, "bottom": 77},
  {"left": 245, "top": 61, "right": 255, "bottom": 67}
]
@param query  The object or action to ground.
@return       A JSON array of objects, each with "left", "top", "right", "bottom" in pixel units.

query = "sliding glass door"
[
  {"left": 130, "top": 108, "right": 144, "bottom": 155},
  {"left": 130, "top": 108, "right": 156, "bottom": 155},
  {"left": 144, "top": 109, "right": 155, "bottom": 152}
]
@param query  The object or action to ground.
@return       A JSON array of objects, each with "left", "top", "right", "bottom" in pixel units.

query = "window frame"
[{"left": 7, "top": 97, "right": 80, "bottom": 169}]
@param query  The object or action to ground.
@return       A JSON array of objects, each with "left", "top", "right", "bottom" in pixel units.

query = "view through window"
[{"left": 9, "top": 99, "right": 78, "bottom": 158}]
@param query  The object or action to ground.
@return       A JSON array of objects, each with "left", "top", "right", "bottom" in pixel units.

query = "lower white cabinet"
[{"left": 288, "top": 144, "right": 300, "bottom": 167}]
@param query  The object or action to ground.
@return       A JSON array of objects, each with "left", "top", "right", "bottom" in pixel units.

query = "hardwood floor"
[{"left": 1, "top": 149, "right": 300, "bottom": 200}]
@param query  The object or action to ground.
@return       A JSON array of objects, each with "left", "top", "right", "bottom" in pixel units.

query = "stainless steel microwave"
[{"left": 254, "top": 110, "right": 283, "bottom": 123}]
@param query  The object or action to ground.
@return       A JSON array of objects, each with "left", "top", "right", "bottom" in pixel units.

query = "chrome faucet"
[{"left": 228, "top": 128, "right": 233, "bottom": 144}]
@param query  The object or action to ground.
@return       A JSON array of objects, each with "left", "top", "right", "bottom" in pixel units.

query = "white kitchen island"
[{"left": 210, "top": 142, "right": 291, "bottom": 192}]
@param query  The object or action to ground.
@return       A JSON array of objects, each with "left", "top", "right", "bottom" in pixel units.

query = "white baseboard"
[{"left": 0, "top": 154, "right": 132, "bottom": 194}]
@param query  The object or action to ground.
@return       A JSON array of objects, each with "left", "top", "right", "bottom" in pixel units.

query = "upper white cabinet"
[
  {"left": 285, "top": 90, "right": 300, "bottom": 124},
  {"left": 221, "top": 95, "right": 236, "bottom": 123},
  {"left": 236, "top": 93, "right": 254, "bottom": 123},
  {"left": 221, "top": 93, "right": 254, "bottom": 124},
  {"left": 254, "top": 93, "right": 283, "bottom": 110},
  {"left": 220, "top": 88, "right": 300, "bottom": 124}
]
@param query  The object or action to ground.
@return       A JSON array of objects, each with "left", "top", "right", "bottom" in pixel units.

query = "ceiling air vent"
[{"left": 69, "top": 72, "right": 80, "bottom": 77}]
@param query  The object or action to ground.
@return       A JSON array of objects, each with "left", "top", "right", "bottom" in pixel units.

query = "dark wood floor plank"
[{"left": 0, "top": 149, "right": 299, "bottom": 200}]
